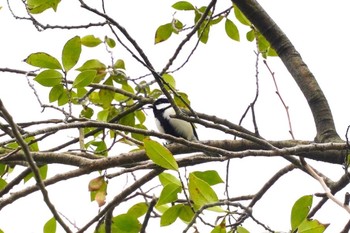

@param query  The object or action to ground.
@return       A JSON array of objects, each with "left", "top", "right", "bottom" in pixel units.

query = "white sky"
[{"left": 0, "top": 0, "right": 349, "bottom": 232}]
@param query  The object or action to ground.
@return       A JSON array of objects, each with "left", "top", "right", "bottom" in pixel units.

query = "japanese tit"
[{"left": 152, "top": 97, "right": 198, "bottom": 141}]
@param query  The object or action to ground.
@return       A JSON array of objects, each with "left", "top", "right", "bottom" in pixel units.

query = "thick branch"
[
  {"left": 1, "top": 140, "right": 347, "bottom": 168},
  {"left": 231, "top": 0, "right": 341, "bottom": 142}
]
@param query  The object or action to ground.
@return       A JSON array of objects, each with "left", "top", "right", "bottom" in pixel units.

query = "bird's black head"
[{"left": 152, "top": 97, "right": 171, "bottom": 111}]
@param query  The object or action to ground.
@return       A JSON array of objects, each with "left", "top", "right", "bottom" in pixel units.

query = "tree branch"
[{"left": 231, "top": 0, "right": 341, "bottom": 142}]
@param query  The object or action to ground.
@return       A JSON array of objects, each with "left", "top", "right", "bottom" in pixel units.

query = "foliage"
[{"left": 0, "top": 0, "right": 348, "bottom": 232}]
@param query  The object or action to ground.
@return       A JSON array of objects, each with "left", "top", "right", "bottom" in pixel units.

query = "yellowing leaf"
[
  {"left": 88, "top": 176, "right": 105, "bottom": 191},
  {"left": 143, "top": 138, "right": 178, "bottom": 171},
  {"left": 89, "top": 176, "right": 107, "bottom": 207}
]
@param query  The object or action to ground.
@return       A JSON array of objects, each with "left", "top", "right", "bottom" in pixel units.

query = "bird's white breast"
[{"left": 162, "top": 107, "right": 197, "bottom": 141}]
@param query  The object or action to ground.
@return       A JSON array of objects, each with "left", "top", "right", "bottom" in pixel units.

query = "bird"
[{"left": 152, "top": 97, "right": 198, "bottom": 141}]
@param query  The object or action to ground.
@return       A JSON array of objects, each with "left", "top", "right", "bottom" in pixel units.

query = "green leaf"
[
  {"left": 159, "top": 172, "right": 181, "bottom": 187},
  {"left": 26, "top": 136, "right": 39, "bottom": 151},
  {"left": 178, "top": 204, "right": 194, "bottom": 222},
  {"left": 143, "top": 138, "right": 178, "bottom": 171},
  {"left": 97, "top": 109, "right": 109, "bottom": 122},
  {"left": 24, "top": 165, "right": 48, "bottom": 183},
  {"left": 172, "top": 19, "right": 184, "bottom": 33},
  {"left": 0, "top": 163, "right": 5, "bottom": 177},
  {"left": 225, "top": 18, "right": 240, "bottom": 41},
  {"left": 91, "top": 140, "right": 108, "bottom": 156},
  {"left": 174, "top": 92, "right": 190, "bottom": 108},
  {"left": 49, "top": 84, "right": 64, "bottom": 103},
  {"left": 267, "top": 47, "right": 278, "bottom": 57},
  {"left": 81, "top": 35, "right": 102, "bottom": 47},
  {"left": 291, "top": 195, "right": 313, "bottom": 232},
  {"left": 155, "top": 23, "right": 173, "bottom": 44},
  {"left": 298, "top": 219, "right": 328, "bottom": 233},
  {"left": 76, "top": 59, "right": 106, "bottom": 82},
  {"left": 0, "top": 178, "right": 7, "bottom": 190},
  {"left": 57, "top": 89, "right": 71, "bottom": 106},
  {"left": 211, "top": 16, "right": 224, "bottom": 25},
  {"left": 43, "top": 217, "right": 56, "bottom": 233},
  {"left": 192, "top": 170, "right": 223, "bottom": 186},
  {"left": 76, "top": 87, "right": 88, "bottom": 98},
  {"left": 24, "top": 52, "right": 62, "bottom": 69},
  {"left": 114, "top": 59, "right": 126, "bottom": 70},
  {"left": 127, "top": 202, "right": 148, "bottom": 218},
  {"left": 237, "top": 226, "right": 250, "bottom": 233},
  {"left": 112, "top": 214, "right": 141, "bottom": 233},
  {"left": 80, "top": 106, "right": 94, "bottom": 119},
  {"left": 119, "top": 112, "right": 135, "bottom": 128},
  {"left": 73, "top": 70, "right": 97, "bottom": 88},
  {"left": 131, "top": 124, "right": 147, "bottom": 141},
  {"left": 160, "top": 204, "right": 182, "bottom": 226},
  {"left": 114, "top": 82, "right": 134, "bottom": 102},
  {"left": 34, "top": 69, "right": 62, "bottom": 87},
  {"left": 105, "top": 36, "right": 116, "bottom": 48},
  {"left": 162, "top": 73, "right": 176, "bottom": 90},
  {"left": 246, "top": 29, "right": 255, "bottom": 42},
  {"left": 188, "top": 172, "right": 219, "bottom": 210},
  {"left": 234, "top": 6, "right": 251, "bottom": 26},
  {"left": 76, "top": 59, "right": 106, "bottom": 71},
  {"left": 62, "top": 36, "right": 81, "bottom": 72},
  {"left": 198, "top": 23, "right": 210, "bottom": 44},
  {"left": 172, "top": 1, "right": 194, "bottom": 10},
  {"left": 135, "top": 110, "right": 146, "bottom": 124},
  {"left": 156, "top": 183, "right": 182, "bottom": 206},
  {"left": 27, "top": 0, "right": 60, "bottom": 14}
]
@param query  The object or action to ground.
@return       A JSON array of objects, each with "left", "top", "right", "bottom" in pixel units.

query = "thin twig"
[
  {"left": 0, "top": 100, "right": 72, "bottom": 233},
  {"left": 264, "top": 60, "right": 295, "bottom": 139}
]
